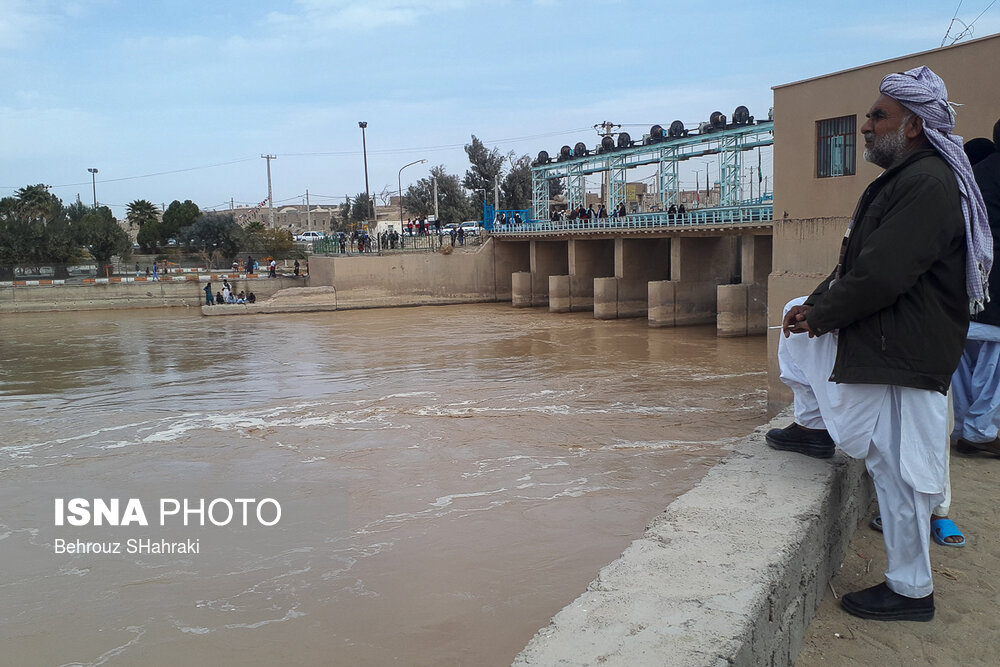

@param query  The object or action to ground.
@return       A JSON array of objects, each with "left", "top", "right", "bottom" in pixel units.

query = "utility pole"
[
  {"left": 494, "top": 174, "right": 500, "bottom": 211},
  {"left": 306, "top": 189, "right": 312, "bottom": 230},
  {"left": 261, "top": 154, "right": 277, "bottom": 227},
  {"left": 433, "top": 176, "right": 439, "bottom": 222},
  {"left": 230, "top": 198, "right": 234, "bottom": 211},
  {"left": 87, "top": 168, "right": 98, "bottom": 208},
  {"left": 358, "top": 122, "right": 371, "bottom": 227}
]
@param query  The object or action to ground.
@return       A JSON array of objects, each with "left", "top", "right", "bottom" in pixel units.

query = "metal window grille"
[{"left": 816, "top": 116, "right": 856, "bottom": 178}]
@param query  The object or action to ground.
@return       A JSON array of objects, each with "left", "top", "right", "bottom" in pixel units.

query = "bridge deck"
[{"left": 490, "top": 204, "right": 773, "bottom": 239}]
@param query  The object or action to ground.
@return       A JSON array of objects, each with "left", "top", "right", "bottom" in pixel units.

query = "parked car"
[
  {"left": 459, "top": 221, "right": 483, "bottom": 236},
  {"left": 295, "top": 231, "right": 326, "bottom": 242}
]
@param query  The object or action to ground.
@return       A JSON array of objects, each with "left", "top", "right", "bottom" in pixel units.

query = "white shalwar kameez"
[{"left": 778, "top": 297, "right": 948, "bottom": 598}]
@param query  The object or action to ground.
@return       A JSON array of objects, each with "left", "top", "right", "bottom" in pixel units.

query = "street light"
[
  {"left": 87, "top": 168, "right": 98, "bottom": 208},
  {"left": 398, "top": 159, "right": 428, "bottom": 229},
  {"left": 359, "top": 121, "right": 371, "bottom": 226}
]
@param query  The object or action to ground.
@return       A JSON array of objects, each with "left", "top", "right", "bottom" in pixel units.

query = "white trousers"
[{"left": 778, "top": 297, "right": 947, "bottom": 597}]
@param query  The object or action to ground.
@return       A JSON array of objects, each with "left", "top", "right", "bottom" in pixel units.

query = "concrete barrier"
[
  {"left": 514, "top": 410, "right": 872, "bottom": 667},
  {"left": 0, "top": 276, "right": 302, "bottom": 313}
]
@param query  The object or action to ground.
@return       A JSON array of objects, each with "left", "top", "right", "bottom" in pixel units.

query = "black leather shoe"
[
  {"left": 764, "top": 423, "right": 835, "bottom": 459},
  {"left": 955, "top": 438, "right": 1000, "bottom": 458},
  {"left": 841, "top": 582, "right": 934, "bottom": 622}
]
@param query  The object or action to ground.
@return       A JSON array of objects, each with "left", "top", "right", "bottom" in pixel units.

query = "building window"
[{"left": 816, "top": 116, "right": 856, "bottom": 178}]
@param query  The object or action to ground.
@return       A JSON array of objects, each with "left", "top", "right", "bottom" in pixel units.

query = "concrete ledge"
[{"left": 513, "top": 410, "right": 872, "bottom": 667}]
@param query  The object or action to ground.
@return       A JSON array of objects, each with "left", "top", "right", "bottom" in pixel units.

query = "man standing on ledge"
[{"left": 767, "top": 66, "right": 991, "bottom": 622}]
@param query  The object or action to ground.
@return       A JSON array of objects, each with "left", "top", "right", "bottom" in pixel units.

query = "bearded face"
[{"left": 863, "top": 113, "right": 911, "bottom": 168}]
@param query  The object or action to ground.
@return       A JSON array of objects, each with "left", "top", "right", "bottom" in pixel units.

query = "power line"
[
  {"left": 943, "top": 0, "right": 998, "bottom": 45},
  {"left": 39, "top": 157, "right": 260, "bottom": 190},
  {"left": 942, "top": 0, "right": 966, "bottom": 45}
]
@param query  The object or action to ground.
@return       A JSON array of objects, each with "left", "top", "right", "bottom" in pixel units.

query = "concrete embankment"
[
  {"left": 203, "top": 242, "right": 517, "bottom": 315},
  {"left": 0, "top": 275, "right": 302, "bottom": 313},
  {"left": 514, "top": 411, "right": 872, "bottom": 667}
]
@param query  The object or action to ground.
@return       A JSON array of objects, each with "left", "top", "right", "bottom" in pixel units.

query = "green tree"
[
  {"left": 0, "top": 185, "right": 79, "bottom": 277},
  {"left": 182, "top": 213, "right": 243, "bottom": 257},
  {"left": 242, "top": 223, "right": 295, "bottom": 258},
  {"left": 463, "top": 135, "right": 504, "bottom": 211},
  {"left": 549, "top": 177, "right": 565, "bottom": 199},
  {"left": 259, "top": 227, "right": 295, "bottom": 258},
  {"left": 350, "top": 193, "right": 373, "bottom": 225},
  {"left": 403, "top": 166, "right": 473, "bottom": 224},
  {"left": 501, "top": 154, "right": 533, "bottom": 210},
  {"left": 182, "top": 213, "right": 243, "bottom": 269},
  {"left": 337, "top": 196, "right": 352, "bottom": 229},
  {"left": 78, "top": 206, "right": 130, "bottom": 266},
  {"left": 126, "top": 199, "right": 160, "bottom": 229},
  {"left": 66, "top": 197, "right": 90, "bottom": 223},
  {"left": 160, "top": 199, "right": 200, "bottom": 241},
  {"left": 136, "top": 221, "right": 162, "bottom": 253}
]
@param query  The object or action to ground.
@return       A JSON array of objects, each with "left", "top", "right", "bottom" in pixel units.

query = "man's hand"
[{"left": 782, "top": 304, "right": 815, "bottom": 337}]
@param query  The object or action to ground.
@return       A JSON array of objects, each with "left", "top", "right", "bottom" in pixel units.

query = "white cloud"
[
  {"left": 0, "top": 0, "right": 54, "bottom": 49},
  {"left": 266, "top": 0, "right": 480, "bottom": 32},
  {"left": 0, "top": 0, "right": 103, "bottom": 50}
]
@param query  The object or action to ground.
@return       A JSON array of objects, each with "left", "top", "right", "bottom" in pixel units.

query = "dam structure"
[{"left": 485, "top": 112, "right": 774, "bottom": 336}]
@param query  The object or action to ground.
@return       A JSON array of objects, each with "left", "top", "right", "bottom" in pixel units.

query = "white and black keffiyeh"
[{"left": 880, "top": 66, "right": 993, "bottom": 314}]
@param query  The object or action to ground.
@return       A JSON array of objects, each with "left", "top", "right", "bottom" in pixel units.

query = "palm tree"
[
  {"left": 126, "top": 199, "right": 160, "bottom": 228},
  {"left": 15, "top": 184, "right": 62, "bottom": 224}
]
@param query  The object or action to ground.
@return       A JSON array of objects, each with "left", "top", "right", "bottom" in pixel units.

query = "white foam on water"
[
  {"left": 430, "top": 488, "right": 507, "bottom": 508},
  {"left": 222, "top": 606, "right": 306, "bottom": 630},
  {"left": 379, "top": 391, "right": 436, "bottom": 400},
  {"left": 58, "top": 625, "right": 146, "bottom": 667}
]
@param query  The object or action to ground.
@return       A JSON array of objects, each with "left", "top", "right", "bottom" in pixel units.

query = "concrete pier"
[
  {"left": 512, "top": 272, "right": 533, "bottom": 308},
  {"left": 548, "top": 275, "right": 571, "bottom": 313}
]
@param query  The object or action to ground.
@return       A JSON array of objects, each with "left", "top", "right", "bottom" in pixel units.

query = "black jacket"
[
  {"left": 972, "top": 151, "right": 1000, "bottom": 326},
  {"left": 804, "top": 147, "right": 968, "bottom": 394}
]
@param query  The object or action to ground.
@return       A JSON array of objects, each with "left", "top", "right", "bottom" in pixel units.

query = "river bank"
[{"left": 797, "top": 448, "right": 1000, "bottom": 666}]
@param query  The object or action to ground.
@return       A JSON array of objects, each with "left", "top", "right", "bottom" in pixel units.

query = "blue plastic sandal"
[
  {"left": 931, "top": 517, "right": 966, "bottom": 548},
  {"left": 870, "top": 514, "right": 882, "bottom": 532}
]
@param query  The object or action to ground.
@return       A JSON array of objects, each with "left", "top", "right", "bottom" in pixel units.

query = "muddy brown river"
[{"left": 0, "top": 304, "right": 766, "bottom": 666}]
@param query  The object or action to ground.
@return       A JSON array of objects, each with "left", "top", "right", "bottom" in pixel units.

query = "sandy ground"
[{"left": 797, "top": 448, "right": 1000, "bottom": 666}]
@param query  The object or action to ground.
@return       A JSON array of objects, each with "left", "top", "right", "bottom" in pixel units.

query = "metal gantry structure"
[{"left": 527, "top": 119, "right": 774, "bottom": 228}]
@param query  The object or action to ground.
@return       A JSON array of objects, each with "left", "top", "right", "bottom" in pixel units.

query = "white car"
[
  {"left": 459, "top": 221, "right": 483, "bottom": 236},
  {"left": 295, "top": 231, "right": 326, "bottom": 242}
]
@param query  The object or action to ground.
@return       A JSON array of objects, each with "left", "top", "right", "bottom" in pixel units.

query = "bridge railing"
[{"left": 489, "top": 204, "right": 773, "bottom": 234}]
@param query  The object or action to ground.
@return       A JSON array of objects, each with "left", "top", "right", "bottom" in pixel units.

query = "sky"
[{"left": 2, "top": 0, "right": 999, "bottom": 217}]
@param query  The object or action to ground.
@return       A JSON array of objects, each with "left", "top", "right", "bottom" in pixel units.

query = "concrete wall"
[
  {"left": 515, "top": 411, "right": 874, "bottom": 666},
  {"left": 307, "top": 238, "right": 519, "bottom": 309},
  {"left": 0, "top": 277, "right": 298, "bottom": 313}
]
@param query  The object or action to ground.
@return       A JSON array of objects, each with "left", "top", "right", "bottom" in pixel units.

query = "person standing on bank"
[
  {"left": 204, "top": 281, "right": 214, "bottom": 306},
  {"left": 954, "top": 121, "right": 1000, "bottom": 457},
  {"left": 766, "top": 66, "right": 991, "bottom": 622}
]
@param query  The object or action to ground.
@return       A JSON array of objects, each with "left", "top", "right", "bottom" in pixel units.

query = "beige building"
[{"left": 767, "top": 32, "right": 1000, "bottom": 406}]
